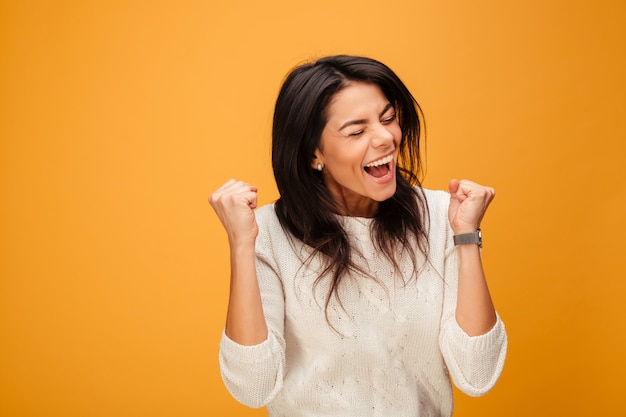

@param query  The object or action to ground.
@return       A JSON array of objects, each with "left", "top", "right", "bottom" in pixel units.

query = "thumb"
[{"left": 448, "top": 179, "right": 460, "bottom": 195}]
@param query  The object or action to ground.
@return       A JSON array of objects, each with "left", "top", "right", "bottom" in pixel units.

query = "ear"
[{"left": 311, "top": 150, "right": 323, "bottom": 170}]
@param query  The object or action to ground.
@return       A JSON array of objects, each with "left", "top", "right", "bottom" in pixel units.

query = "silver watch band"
[{"left": 453, "top": 229, "right": 482, "bottom": 248}]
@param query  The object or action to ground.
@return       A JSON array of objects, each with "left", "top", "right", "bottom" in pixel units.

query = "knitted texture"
[{"left": 219, "top": 188, "right": 507, "bottom": 417}]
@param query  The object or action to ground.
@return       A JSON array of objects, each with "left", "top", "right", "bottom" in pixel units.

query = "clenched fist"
[
  {"left": 209, "top": 179, "right": 259, "bottom": 245},
  {"left": 448, "top": 179, "right": 495, "bottom": 234}
]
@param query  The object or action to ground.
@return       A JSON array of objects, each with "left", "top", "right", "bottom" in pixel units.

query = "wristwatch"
[{"left": 453, "top": 229, "right": 482, "bottom": 249}]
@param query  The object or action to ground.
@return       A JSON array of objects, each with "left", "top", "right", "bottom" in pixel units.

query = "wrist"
[{"left": 453, "top": 228, "right": 482, "bottom": 249}]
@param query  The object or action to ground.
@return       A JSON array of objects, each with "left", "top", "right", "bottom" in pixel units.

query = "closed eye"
[{"left": 382, "top": 114, "right": 396, "bottom": 124}]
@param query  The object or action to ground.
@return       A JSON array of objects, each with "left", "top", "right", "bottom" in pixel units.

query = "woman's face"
[{"left": 313, "top": 82, "right": 401, "bottom": 217}]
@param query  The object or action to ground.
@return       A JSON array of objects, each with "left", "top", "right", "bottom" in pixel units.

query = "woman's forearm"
[
  {"left": 454, "top": 244, "right": 497, "bottom": 336},
  {"left": 224, "top": 240, "right": 268, "bottom": 345}
]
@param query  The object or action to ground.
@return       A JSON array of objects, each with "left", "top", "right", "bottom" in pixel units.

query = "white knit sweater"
[{"left": 219, "top": 188, "right": 507, "bottom": 417}]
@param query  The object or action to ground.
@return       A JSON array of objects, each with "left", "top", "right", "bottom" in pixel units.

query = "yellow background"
[{"left": 1, "top": 1, "right": 625, "bottom": 416}]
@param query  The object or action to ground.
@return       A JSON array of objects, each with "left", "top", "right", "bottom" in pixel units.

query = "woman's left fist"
[{"left": 448, "top": 179, "right": 495, "bottom": 234}]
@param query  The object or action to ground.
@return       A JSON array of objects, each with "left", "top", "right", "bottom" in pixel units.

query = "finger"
[
  {"left": 218, "top": 178, "right": 238, "bottom": 192},
  {"left": 214, "top": 186, "right": 257, "bottom": 208},
  {"left": 457, "top": 180, "right": 493, "bottom": 200},
  {"left": 209, "top": 180, "right": 256, "bottom": 203},
  {"left": 457, "top": 179, "right": 478, "bottom": 194},
  {"left": 246, "top": 191, "right": 258, "bottom": 209},
  {"left": 208, "top": 179, "right": 235, "bottom": 202},
  {"left": 238, "top": 186, "right": 258, "bottom": 208},
  {"left": 220, "top": 180, "right": 249, "bottom": 193}
]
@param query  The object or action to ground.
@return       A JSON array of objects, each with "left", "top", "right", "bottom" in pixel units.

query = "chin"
[{"left": 371, "top": 184, "right": 397, "bottom": 202}]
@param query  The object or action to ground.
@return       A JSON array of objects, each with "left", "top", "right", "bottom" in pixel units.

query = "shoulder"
[
  {"left": 418, "top": 187, "right": 450, "bottom": 212},
  {"left": 254, "top": 203, "right": 279, "bottom": 225},
  {"left": 252, "top": 204, "right": 285, "bottom": 260},
  {"left": 254, "top": 203, "right": 283, "bottom": 238},
  {"left": 417, "top": 187, "right": 451, "bottom": 232}
]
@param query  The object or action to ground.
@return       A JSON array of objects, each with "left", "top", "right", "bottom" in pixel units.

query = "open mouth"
[{"left": 364, "top": 154, "right": 393, "bottom": 178}]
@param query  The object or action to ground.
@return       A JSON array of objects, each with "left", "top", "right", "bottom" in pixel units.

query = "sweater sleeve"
[
  {"left": 436, "top": 195, "right": 508, "bottom": 397},
  {"left": 218, "top": 207, "right": 287, "bottom": 408},
  {"left": 440, "top": 312, "right": 507, "bottom": 396}
]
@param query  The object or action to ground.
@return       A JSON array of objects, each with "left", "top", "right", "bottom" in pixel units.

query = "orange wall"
[{"left": 1, "top": 1, "right": 625, "bottom": 416}]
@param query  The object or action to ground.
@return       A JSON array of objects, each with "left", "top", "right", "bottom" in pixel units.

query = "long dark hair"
[{"left": 272, "top": 55, "right": 429, "bottom": 315}]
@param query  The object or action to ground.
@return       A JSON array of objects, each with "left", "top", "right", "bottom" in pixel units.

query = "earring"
[{"left": 317, "top": 163, "right": 323, "bottom": 172}]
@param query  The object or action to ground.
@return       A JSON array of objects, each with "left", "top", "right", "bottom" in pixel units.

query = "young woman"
[{"left": 209, "top": 55, "right": 507, "bottom": 417}]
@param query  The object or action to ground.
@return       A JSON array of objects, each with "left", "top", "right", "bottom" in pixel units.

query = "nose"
[{"left": 370, "top": 123, "right": 395, "bottom": 148}]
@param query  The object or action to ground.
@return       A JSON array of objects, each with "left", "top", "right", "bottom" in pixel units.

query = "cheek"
[{"left": 394, "top": 126, "right": 403, "bottom": 144}]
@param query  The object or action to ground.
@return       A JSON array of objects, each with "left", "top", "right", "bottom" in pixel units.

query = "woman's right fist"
[{"left": 208, "top": 179, "right": 259, "bottom": 245}]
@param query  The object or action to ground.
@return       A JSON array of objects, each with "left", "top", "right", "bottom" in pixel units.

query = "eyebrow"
[{"left": 338, "top": 103, "right": 395, "bottom": 131}]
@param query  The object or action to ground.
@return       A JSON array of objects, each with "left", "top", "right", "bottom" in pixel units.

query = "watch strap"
[{"left": 453, "top": 229, "right": 482, "bottom": 248}]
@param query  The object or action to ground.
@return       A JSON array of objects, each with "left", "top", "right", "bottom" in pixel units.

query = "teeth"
[{"left": 365, "top": 154, "right": 393, "bottom": 168}]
